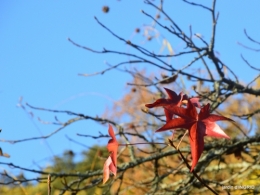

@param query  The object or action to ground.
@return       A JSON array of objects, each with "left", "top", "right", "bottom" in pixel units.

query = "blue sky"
[{"left": 1, "top": 0, "right": 259, "bottom": 179}]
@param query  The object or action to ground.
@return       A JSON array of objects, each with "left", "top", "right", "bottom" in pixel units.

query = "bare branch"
[
  {"left": 244, "top": 29, "right": 260, "bottom": 45},
  {"left": 241, "top": 54, "right": 260, "bottom": 71},
  {"left": 0, "top": 117, "right": 84, "bottom": 144},
  {"left": 182, "top": 0, "right": 212, "bottom": 12}
]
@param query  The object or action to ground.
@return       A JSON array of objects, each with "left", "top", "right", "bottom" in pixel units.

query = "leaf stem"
[{"left": 176, "top": 130, "right": 188, "bottom": 150}]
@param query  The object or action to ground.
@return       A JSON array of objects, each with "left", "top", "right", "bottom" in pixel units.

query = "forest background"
[{"left": 1, "top": 0, "right": 260, "bottom": 194}]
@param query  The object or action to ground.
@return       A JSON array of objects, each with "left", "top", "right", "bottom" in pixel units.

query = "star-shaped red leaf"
[{"left": 157, "top": 100, "right": 233, "bottom": 171}]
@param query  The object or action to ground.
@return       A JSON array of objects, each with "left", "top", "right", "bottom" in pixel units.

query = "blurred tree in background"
[{"left": 1, "top": 0, "right": 260, "bottom": 194}]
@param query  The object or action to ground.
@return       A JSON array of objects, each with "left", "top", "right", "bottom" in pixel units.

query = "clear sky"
[{"left": 1, "top": 0, "right": 259, "bottom": 179}]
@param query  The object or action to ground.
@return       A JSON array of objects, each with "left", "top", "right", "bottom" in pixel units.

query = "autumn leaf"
[
  {"left": 103, "top": 156, "right": 116, "bottom": 184},
  {"left": 145, "top": 88, "right": 183, "bottom": 108},
  {"left": 145, "top": 88, "right": 200, "bottom": 122},
  {"left": 157, "top": 100, "right": 233, "bottom": 171},
  {"left": 145, "top": 88, "right": 185, "bottom": 122},
  {"left": 103, "top": 124, "right": 118, "bottom": 184},
  {"left": 107, "top": 124, "right": 118, "bottom": 169}
]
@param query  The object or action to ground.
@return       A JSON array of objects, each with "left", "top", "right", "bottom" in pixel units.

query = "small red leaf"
[
  {"left": 103, "top": 156, "right": 112, "bottom": 184},
  {"left": 103, "top": 124, "right": 118, "bottom": 184},
  {"left": 107, "top": 125, "right": 118, "bottom": 169}
]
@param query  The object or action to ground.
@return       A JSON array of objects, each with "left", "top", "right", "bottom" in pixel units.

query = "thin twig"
[
  {"left": 168, "top": 139, "right": 218, "bottom": 195},
  {"left": 241, "top": 54, "right": 260, "bottom": 71},
  {"left": 182, "top": 0, "right": 212, "bottom": 11},
  {"left": 244, "top": 29, "right": 260, "bottom": 45}
]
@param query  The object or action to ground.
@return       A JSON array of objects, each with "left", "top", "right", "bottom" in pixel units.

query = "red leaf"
[
  {"left": 145, "top": 88, "right": 182, "bottom": 109},
  {"left": 198, "top": 103, "right": 210, "bottom": 120},
  {"left": 156, "top": 118, "right": 193, "bottom": 132},
  {"left": 107, "top": 124, "right": 118, "bottom": 169},
  {"left": 158, "top": 99, "right": 232, "bottom": 171},
  {"left": 164, "top": 88, "right": 180, "bottom": 102},
  {"left": 145, "top": 88, "right": 184, "bottom": 121},
  {"left": 145, "top": 88, "right": 232, "bottom": 171},
  {"left": 108, "top": 124, "right": 117, "bottom": 140},
  {"left": 103, "top": 124, "right": 118, "bottom": 184},
  {"left": 189, "top": 122, "right": 205, "bottom": 171},
  {"left": 145, "top": 99, "right": 172, "bottom": 108},
  {"left": 204, "top": 121, "right": 230, "bottom": 139},
  {"left": 103, "top": 156, "right": 111, "bottom": 184},
  {"left": 206, "top": 114, "right": 234, "bottom": 123},
  {"left": 103, "top": 156, "right": 117, "bottom": 184},
  {"left": 146, "top": 88, "right": 201, "bottom": 122},
  {"left": 165, "top": 100, "right": 197, "bottom": 120}
]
